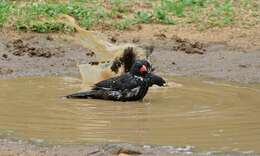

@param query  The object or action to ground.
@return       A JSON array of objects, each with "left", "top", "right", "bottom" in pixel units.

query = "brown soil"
[
  {"left": 0, "top": 31, "right": 98, "bottom": 78},
  {"left": 103, "top": 24, "right": 260, "bottom": 51},
  {"left": 7, "top": 38, "right": 65, "bottom": 58},
  {"left": 1, "top": 25, "right": 260, "bottom": 83},
  {"left": 103, "top": 24, "right": 260, "bottom": 83}
]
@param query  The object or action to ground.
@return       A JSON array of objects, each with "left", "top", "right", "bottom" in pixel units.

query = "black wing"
[
  {"left": 93, "top": 73, "right": 138, "bottom": 91},
  {"left": 66, "top": 74, "right": 140, "bottom": 100}
]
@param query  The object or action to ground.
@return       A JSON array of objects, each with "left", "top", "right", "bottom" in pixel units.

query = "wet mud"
[
  {"left": 109, "top": 32, "right": 260, "bottom": 83},
  {"left": 1, "top": 30, "right": 260, "bottom": 83},
  {"left": 172, "top": 35, "right": 206, "bottom": 55},
  {"left": 2, "top": 139, "right": 257, "bottom": 156},
  {"left": 0, "top": 139, "right": 195, "bottom": 156},
  {"left": 0, "top": 32, "right": 98, "bottom": 78},
  {"left": 7, "top": 39, "right": 65, "bottom": 58}
]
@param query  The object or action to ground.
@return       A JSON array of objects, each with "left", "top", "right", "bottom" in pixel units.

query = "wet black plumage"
[
  {"left": 66, "top": 60, "right": 151, "bottom": 101},
  {"left": 67, "top": 47, "right": 166, "bottom": 101},
  {"left": 133, "top": 60, "right": 166, "bottom": 87},
  {"left": 146, "top": 73, "right": 166, "bottom": 87},
  {"left": 111, "top": 47, "right": 166, "bottom": 87}
]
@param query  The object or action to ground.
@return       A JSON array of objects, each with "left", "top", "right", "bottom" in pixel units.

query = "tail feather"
[{"left": 66, "top": 91, "right": 93, "bottom": 99}]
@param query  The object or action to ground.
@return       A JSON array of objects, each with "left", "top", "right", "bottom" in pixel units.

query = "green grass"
[
  {"left": 14, "top": 2, "right": 98, "bottom": 32},
  {"left": 0, "top": 0, "right": 259, "bottom": 32},
  {"left": 0, "top": 1, "right": 15, "bottom": 27},
  {"left": 134, "top": 11, "right": 152, "bottom": 24}
]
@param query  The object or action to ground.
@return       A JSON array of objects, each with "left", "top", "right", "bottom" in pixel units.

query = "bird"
[
  {"left": 133, "top": 59, "right": 166, "bottom": 87},
  {"left": 66, "top": 60, "right": 154, "bottom": 101},
  {"left": 110, "top": 47, "right": 166, "bottom": 87}
]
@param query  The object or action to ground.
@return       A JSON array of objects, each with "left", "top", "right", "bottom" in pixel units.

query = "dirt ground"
[
  {"left": 0, "top": 30, "right": 98, "bottom": 78},
  {"left": 1, "top": 24, "right": 260, "bottom": 83},
  {"left": 104, "top": 24, "right": 260, "bottom": 51},
  {"left": 104, "top": 24, "right": 260, "bottom": 83}
]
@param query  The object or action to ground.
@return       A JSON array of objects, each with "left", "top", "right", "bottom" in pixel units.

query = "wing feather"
[{"left": 93, "top": 73, "right": 138, "bottom": 91}]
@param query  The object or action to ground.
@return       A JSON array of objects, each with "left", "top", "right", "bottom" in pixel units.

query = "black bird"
[
  {"left": 66, "top": 60, "right": 153, "bottom": 101},
  {"left": 111, "top": 47, "right": 166, "bottom": 87},
  {"left": 135, "top": 59, "right": 166, "bottom": 87}
]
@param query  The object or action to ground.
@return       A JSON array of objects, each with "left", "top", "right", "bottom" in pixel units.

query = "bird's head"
[
  {"left": 140, "top": 60, "right": 154, "bottom": 73},
  {"left": 130, "top": 60, "right": 151, "bottom": 76}
]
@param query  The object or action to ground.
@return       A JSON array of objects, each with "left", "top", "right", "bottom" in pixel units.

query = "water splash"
[{"left": 58, "top": 15, "right": 146, "bottom": 89}]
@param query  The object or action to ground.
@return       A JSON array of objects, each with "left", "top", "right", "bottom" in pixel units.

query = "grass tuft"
[{"left": 0, "top": 0, "right": 258, "bottom": 32}]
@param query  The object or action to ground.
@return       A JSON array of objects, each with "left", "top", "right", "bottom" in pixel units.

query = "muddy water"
[{"left": 0, "top": 77, "right": 260, "bottom": 153}]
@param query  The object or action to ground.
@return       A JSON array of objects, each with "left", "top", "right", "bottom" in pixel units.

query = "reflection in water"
[{"left": 0, "top": 77, "right": 260, "bottom": 153}]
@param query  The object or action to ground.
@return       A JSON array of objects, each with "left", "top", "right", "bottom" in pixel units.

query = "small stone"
[
  {"left": 46, "top": 35, "right": 54, "bottom": 41},
  {"left": 116, "top": 14, "right": 123, "bottom": 19},
  {"left": 104, "top": 144, "right": 142, "bottom": 155},
  {"left": 173, "top": 37, "right": 206, "bottom": 54},
  {"left": 239, "top": 64, "right": 248, "bottom": 68},
  {"left": 39, "top": 150, "right": 46, "bottom": 154},
  {"left": 137, "top": 24, "right": 142, "bottom": 30},
  {"left": 172, "top": 45, "right": 178, "bottom": 51},
  {"left": 0, "top": 67, "right": 13, "bottom": 74},
  {"left": 110, "top": 36, "right": 117, "bottom": 43},
  {"left": 12, "top": 39, "right": 24, "bottom": 48},
  {"left": 89, "top": 61, "right": 99, "bottom": 65},
  {"left": 86, "top": 51, "right": 95, "bottom": 57},
  {"left": 154, "top": 33, "right": 167, "bottom": 40},
  {"left": 2, "top": 54, "right": 8, "bottom": 59},
  {"left": 132, "top": 38, "right": 140, "bottom": 43},
  {"left": 13, "top": 50, "right": 25, "bottom": 56}
]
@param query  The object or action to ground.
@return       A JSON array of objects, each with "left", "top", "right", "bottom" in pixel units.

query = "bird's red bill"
[{"left": 140, "top": 65, "right": 147, "bottom": 73}]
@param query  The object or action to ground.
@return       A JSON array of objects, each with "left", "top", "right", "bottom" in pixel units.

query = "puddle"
[{"left": 0, "top": 77, "right": 260, "bottom": 153}]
